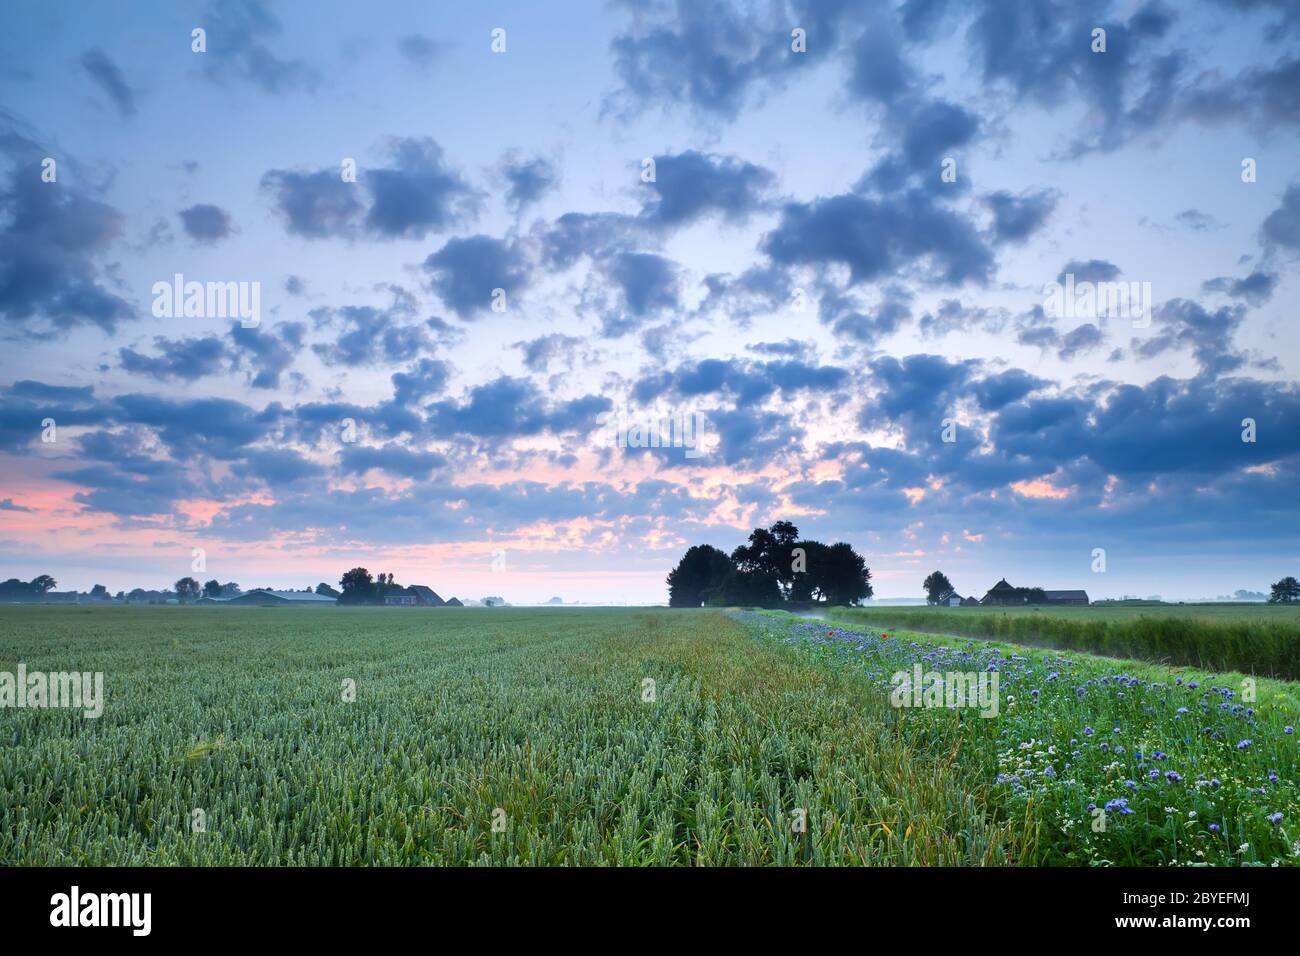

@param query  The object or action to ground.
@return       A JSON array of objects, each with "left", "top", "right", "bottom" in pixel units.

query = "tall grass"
[{"left": 829, "top": 606, "right": 1300, "bottom": 679}]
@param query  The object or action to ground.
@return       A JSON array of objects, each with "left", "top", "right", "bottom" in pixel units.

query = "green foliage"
[
  {"left": 1270, "top": 576, "right": 1300, "bottom": 604},
  {"left": 830, "top": 605, "right": 1300, "bottom": 680}
]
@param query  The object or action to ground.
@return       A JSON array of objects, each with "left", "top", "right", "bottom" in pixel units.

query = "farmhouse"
[
  {"left": 979, "top": 579, "right": 1090, "bottom": 606},
  {"left": 981, "top": 579, "right": 1020, "bottom": 606},
  {"left": 201, "top": 589, "right": 335, "bottom": 606},
  {"left": 1043, "top": 589, "right": 1090, "bottom": 606},
  {"left": 382, "top": 585, "right": 445, "bottom": 607}
]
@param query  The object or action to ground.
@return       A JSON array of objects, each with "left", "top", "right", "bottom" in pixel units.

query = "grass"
[
  {"left": 0, "top": 605, "right": 1021, "bottom": 866},
  {"left": 755, "top": 610, "right": 1300, "bottom": 866},
  {"left": 2, "top": 605, "right": 1295, "bottom": 866},
  {"left": 829, "top": 604, "right": 1300, "bottom": 679}
]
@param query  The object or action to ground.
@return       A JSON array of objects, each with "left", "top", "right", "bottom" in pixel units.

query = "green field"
[
  {"left": 1, "top": 606, "right": 1297, "bottom": 866},
  {"left": 830, "top": 604, "right": 1300, "bottom": 679}
]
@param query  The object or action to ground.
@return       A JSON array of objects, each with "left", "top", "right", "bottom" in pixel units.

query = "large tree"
[
  {"left": 30, "top": 574, "right": 57, "bottom": 594},
  {"left": 339, "top": 567, "right": 376, "bottom": 604},
  {"left": 174, "top": 577, "right": 201, "bottom": 603},
  {"left": 203, "top": 579, "right": 222, "bottom": 598},
  {"left": 923, "top": 570, "right": 955, "bottom": 605},
  {"left": 666, "top": 545, "right": 732, "bottom": 607},
  {"left": 1269, "top": 576, "right": 1300, "bottom": 604},
  {"left": 816, "top": 542, "right": 873, "bottom": 606}
]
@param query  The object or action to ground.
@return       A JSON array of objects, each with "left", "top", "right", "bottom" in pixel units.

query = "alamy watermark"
[
  {"left": 890, "top": 663, "right": 999, "bottom": 717},
  {"left": 598, "top": 409, "right": 710, "bottom": 460},
  {"left": 1, "top": 665, "right": 104, "bottom": 718},
  {"left": 152, "top": 273, "right": 261, "bottom": 328},
  {"left": 1043, "top": 273, "right": 1151, "bottom": 328}
]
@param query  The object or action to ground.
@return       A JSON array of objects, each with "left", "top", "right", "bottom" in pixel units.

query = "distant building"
[
  {"left": 980, "top": 579, "right": 1089, "bottom": 606},
  {"left": 445, "top": 597, "right": 464, "bottom": 607},
  {"left": 981, "top": 578, "right": 1021, "bottom": 606},
  {"left": 1044, "top": 589, "right": 1090, "bottom": 606},
  {"left": 381, "top": 585, "right": 444, "bottom": 607},
  {"left": 201, "top": 589, "right": 336, "bottom": 606},
  {"left": 961, "top": 595, "right": 980, "bottom": 606}
]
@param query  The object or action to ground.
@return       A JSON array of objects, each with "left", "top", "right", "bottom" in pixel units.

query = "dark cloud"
[
  {"left": 423, "top": 235, "right": 531, "bottom": 319},
  {"left": 514, "top": 334, "right": 583, "bottom": 372},
  {"left": 1137, "top": 298, "right": 1247, "bottom": 376},
  {"left": 0, "top": 128, "right": 132, "bottom": 334},
  {"left": 639, "top": 151, "right": 774, "bottom": 228},
  {"left": 972, "top": 369, "right": 1048, "bottom": 411},
  {"left": 340, "top": 442, "right": 446, "bottom": 479},
  {"left": 232, "top": 448, "right": 324, "bottom": 486},
  {"left": 229, "top": 320, "right": 305, "bottom": 388},
  {"left": 762, "top": 190, "right": 995, "bottom": 287},
  {"left": 80, "top": 49, "right": 136, "bottom": 116},
  {"left": 501, "top": 155, "right": 558, "bottom": 212},
  {"left": 390, "top": 358, "right": 452, "bottom": 405},
  {"left": 1261, "top": 183, "right": 1300, "bottom": 250},
  {"left": 200, "top": 0, "right": 317, "bottom": 94},
  {"left": 633, "top": 357, "right": 848, "bottom": 406},
  {"left": 179, "top": 203, "right": 234, "bottom": 244},
  {"left": 1201, "top": 271, "right": 1278, "bottom": 305},
  {"left": 425, "top": 376, "right": 610, "bottom": 439},
  {"left": 1058, "top": 259, "right": 1121, "bottom": 283},
  {"left": 397, "top": 34, "right": 440, "bottom": 71},
  {"left": 262, "top": 137, "right": 477, "bottom": 240},
  {"left": 985, "top": 189, "right": 1058, "bottom": 242},
  {"left": 119, "top": 336, "right": 227, "bottom": 381},
  {"left": 311, "top": 301, "right": 433, "bottom": 368}
]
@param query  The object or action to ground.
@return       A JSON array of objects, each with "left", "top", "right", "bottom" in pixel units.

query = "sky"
[{"left": 0, "top": 0, "right": 1298, "bottom": 604}]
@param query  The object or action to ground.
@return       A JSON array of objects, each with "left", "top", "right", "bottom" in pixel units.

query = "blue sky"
[{"left": 1, "top": 0, "right": 1298, "bottom": 602}]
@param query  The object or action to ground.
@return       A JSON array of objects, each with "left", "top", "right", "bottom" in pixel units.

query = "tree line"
[{"left": 666, "top": 521, "right": 872, "bottom": 608}]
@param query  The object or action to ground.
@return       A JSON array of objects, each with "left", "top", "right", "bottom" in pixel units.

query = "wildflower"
[
  {"left": 1268, "top": 813, "right": 1283, "bottom": 825},
  {"left": 1083, "top": 726, "right": 1095, "bottom": 737},
  {"left": 1237, "top": 739, "right": 1253, "bottom": 750},
  {"left": 1165, "top": 771, "right": 1183, "bottom": 783},
  {"left": 1285, "top": 727, "right": 1294, "bottom": 735},
  {"left": 1209, "top": 823, "right": 1221, "bottom": 833},
  {"left": 1104, "top": 797, "right": 1134, "bottom": 815},
  {"left": 1124, "top": 780, "right": 1138, "bottom": 790}
]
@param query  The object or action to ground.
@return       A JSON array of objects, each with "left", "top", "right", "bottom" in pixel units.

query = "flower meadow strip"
[{"left": 743, "top": 612, "right": 1300, "bottom": 866}]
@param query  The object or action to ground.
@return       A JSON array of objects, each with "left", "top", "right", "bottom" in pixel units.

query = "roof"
[
  {"left": 986, "top": 578, "right": 1015, "bottom": 592},
  {"left": 213, "top": 589, "right": 336, "bottom": 604},
  {"left": 408, "top": 585, "right": 444, "bottom": 604},
  {"left": 1044, "top": 590, "right": 1089, "bottom": 601}
]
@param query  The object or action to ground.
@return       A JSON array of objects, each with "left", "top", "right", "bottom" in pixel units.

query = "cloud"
[
  {"left": 638, "top": 150, "right": 774, "bottom": 228},
  {"left": 0, "top": 128, "right": 132, "bottom": 335},
  {"left": 80, "top": 49, "right": 136, "bottom": 116},
  {"left": 1058, "top": 259, "right": 1121, "bottom": 283},
  {"left": 179, "top": 203, "right": 234, "bottom": 244},
  {"left": 423, "top": 235, "right": 531, "bottom": 319},
  {"left": 501, "top": 154, "right": 558, "bottom": 212},
  {"left": 119, "top": 336, "right": 227, "bottom": 381},
  {"left": 985, "top": 189, "right": 1058, "bottom": 242},
  {"left": 340, "top": 442, "right": 446, "bottom": 479},
  {"left": 1201, "top": 271, "right": 1278, "bottom": 305},
  {"left": 200, "top": 0, "right": 317, "bottom": 94},
  {"left": 1261, "top": 183, "right": 1300, "bottom": 250},
  {"left": 425, "top": 376, "right": 610, "bottom": 439},
  {"left": 762, "top": 190, "right": 995, "bottom": 287},
  {"left": 262, "top": 137, "right": 477, "bottom": 240},
  {"left": 397, "top": 34, "right": 440, "bottom": 71}
]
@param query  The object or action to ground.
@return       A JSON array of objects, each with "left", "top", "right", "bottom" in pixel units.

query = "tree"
[
  {"left": 203, "top": 579, "right": 222, "bottom": 599},
  {"left": 315, "top": 582, "right": 341, "bottom": 598},
  {"left": 30, "top": 574, "right": 57, "bottom": 593},
  {"left": 789, "top": 540, "right": 830, "bottom": 603},
  {"left": 1269, "top": 576, "right": 1300, "bottom": 604},
  {"left": 339, "top": 567, "right": 376, "bottom": 605},
  {"left": 174, "top": 577, "right": 201, "bottom": 603},
  {"left": 220, "top": 582, "right": 242, "bottom": 597},
  {"left": 666, "top": 545, "right": 732, "bottom": 607},
  {"left": 923, "top": 571, "right": 955, "bottom": 605},
  {"left": 816, "top": 542, "right": 873, "bottom": 606},
  {"left": 89, "top": 584, "right": 109, "bottom": 600},
  {"left": 731, "top": 521, "right": 801, "bottom": 599}
]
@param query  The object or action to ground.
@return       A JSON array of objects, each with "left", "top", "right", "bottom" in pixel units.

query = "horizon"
[{"left": 2, "top": 1, "right": 1298, "bottom": 605}]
